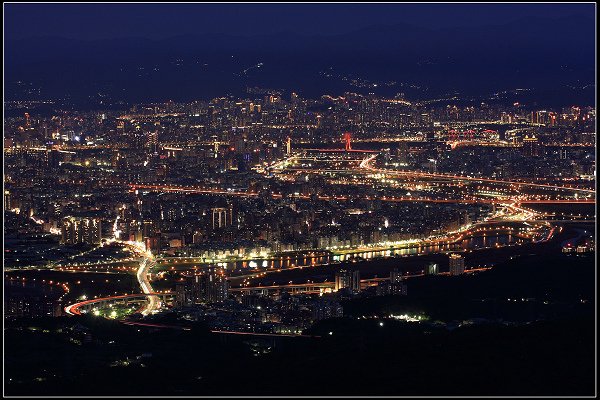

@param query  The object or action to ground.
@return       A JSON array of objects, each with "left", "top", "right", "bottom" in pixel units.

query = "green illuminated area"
[{"left": 89, "top": 303, "right": 140, "bottom": 320}]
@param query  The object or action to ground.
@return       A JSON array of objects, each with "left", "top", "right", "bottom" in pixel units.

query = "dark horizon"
[{"left": 5, "top": 3, "right": 596, "bottom": 107}]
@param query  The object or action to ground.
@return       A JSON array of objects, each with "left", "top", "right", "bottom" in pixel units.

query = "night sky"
[
  {"left": 5, "top": 3, "right": 595, "bottom": 39},
  {"left": 4, "top": 3, "right": 596, "bottom": 106}
]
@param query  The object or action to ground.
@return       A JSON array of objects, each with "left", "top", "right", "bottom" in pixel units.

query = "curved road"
[
  {"left": 64, "top": 292, "right": 169, "bottom": 316},
  {"left": 136, "top": 253, "right": 162, "bottom": 316}
]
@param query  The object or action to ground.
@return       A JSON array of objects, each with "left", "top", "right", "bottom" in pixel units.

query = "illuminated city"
[{"left": 3, "top": 3, "right": 596, "bottom": 397}]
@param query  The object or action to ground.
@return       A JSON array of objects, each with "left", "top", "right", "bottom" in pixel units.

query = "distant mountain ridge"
[{"left": 5, "top": 15, "right": 595, "bottom": 105}]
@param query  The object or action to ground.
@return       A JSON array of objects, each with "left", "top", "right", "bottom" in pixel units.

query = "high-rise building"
[
  {"left": 212, "top": 206, "right": 233, "bottom": 229},
  {"left": 449, "top": 253, "right": 465, "bottom": 276},
  {"left": 425, "top": 262, "right": 439, "bottom": 275},
  {"left": 522, "top": 134, "right": 542, "bottom": 157},
  {"left": 391, "top": 268, "right": 406, "bottom": 293},
  {"left": 334, "top": 268, "right": 360, "bottom": 293},
  {"left": 5, "top": 292, "right": 63, "bottom": 318},
  {"left": 390, "top": 268, "right": 403, "bottom": 283},
  {"left": 61, "top": 217, "right": 102, "bottom": 245},
  {"left": 559, "top": 148, "right": 568, "bottom": 159},
  {"left": 530, "top": 111, "right": 549, "bottom": 125},
  {"left": 4, "top": 190, "right": 11, "bottom": 211},
  {"left": 312, "top": 298, "right": 343, "bottom": 321},
  {"left": 61, "top": 218, "right": 80, "bottom": 245},
  {"left": 117, "top": 120, "right": 126, "bottom": 137},
  {"left": 147, "top": 130, "right": 158, "bottom": 152},
  {"left": 232, "top": 137, "right": 246, "bottom": 154},
  {"left": 397, "top": 141, "right": 409, "bottom": 164},
  {"left": 377, "top": 269, "right": 408, "bottom": 296},
  {"left": 142, "top": 220, "right": 155, "bottom": 238},
  {"left": 80, "top": 218, "right": 102, "bottom": 244},
  {"left": 193, "top": 267, "right": 229, "bottom": 304},
  {"left": 47, "top": 149, "right": 63, "bottom": 169},
  {"left": 175, "top": 281, "right": 190, "bottom": 308},
  {"left": 144, "top": 236, "right": 160, "bottom": 254},
  {"left": 376, "top": 280, "right": 408, "bottom": 296}
]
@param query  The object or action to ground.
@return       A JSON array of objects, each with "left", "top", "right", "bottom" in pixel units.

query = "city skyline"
[{"left": 4, "top": 2, "right": 596, "bottom": 397}]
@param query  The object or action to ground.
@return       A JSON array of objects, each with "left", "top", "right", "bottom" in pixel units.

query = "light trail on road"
[
  {"left": 64, "top": 292, "right": 171, "bottom": 316},
  {"left": 134, "top": 249, "right": 162, "bottom": 316},
  {"left": 128, "top": 184, "right": 593, "bottom": 205},
  {"left": 359, "top": 156, "right": 595, "bottom": 194}
]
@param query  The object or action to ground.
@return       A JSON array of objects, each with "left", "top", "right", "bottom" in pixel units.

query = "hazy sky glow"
[{"left": 5, "top": 3, "right": 594, "bottom": 40}]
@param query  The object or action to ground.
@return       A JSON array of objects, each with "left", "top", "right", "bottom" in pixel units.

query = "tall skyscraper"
[
  {"left": 61, "top": 217, "right": 102, "bottom": 245},
  {"left": 559, "top": 148, "right": 568, "bottom": 159},
  {"left": 80, "top": 218, "right": 102, "bottom": 244},
  {"left": 377, "top": 268, "right": 408, "bottom": 296},
  {"left": 312, "top": 298, "right": 343, "bottom": 321},
  {"left": 4, "top": 190, "right": 11, "bottom": 211},
  {"left": 425, "top": 262, "right": 439, "bottom": 275},
  {"left": 522, "top": 134, "right": 542, "bottom": 157},
  {"left": 193, "top": 267, "right": 229, "bottom": 304},
  {"left": 175, "top": 281, "right": 192, "bottom": 308},
  {"left": 397, "top": 141, "right": 409, "bottom": 164},
  {"left": 147, "top": 130, "right": 158, "bottom": 152},
  {"left": 61, "top": 217, "right": 80, "bottom": 245},
  {"left": 449, "top": 253, "right": 465, "bottom": 276},
  {"left": 212, "top": 206, "right": 233, "bottom": 229},
  {"left": 335, "top": 268, "right": 360, "bottom": 293}
]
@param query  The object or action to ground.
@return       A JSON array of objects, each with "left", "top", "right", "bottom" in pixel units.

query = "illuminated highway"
[
  {"left": 63, "top": 150, "right": 591, "bottom": 323},
  {"left": 231, "top": 268, "right": 494, "bottom": 294},
  {"left": 128, "top": 183, "right": 593, "bottom": 205},
  {"left": 63, "top": 240, "right": 166, "bottom": 316},
  {"left": 268, "top": 152, "right": 595, "bottom": 195},
  {"left": 64, "top": 292, "right": 172, "bottom": 316},
  {"left": 136, "top": 257, "right": 161, "bottom": 315},
  {"left": 359, "top": 155, "right": 596, "bottom": 194},
  {"left": 129, "top": 148, "right": 595, "bottom": 211}
]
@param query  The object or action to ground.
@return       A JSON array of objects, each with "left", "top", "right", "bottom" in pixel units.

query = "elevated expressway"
[
  {"left": 272, "top": 151, "right": 595, "bottom": 195},
  {"left": 64, "top": 292, "right": 174, "bottom": 316},
  {"left": 64, "top": 240, "right": 165, "bottom": 316}
]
